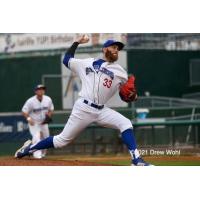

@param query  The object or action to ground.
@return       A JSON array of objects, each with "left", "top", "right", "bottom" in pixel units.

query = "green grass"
[
  {"left": 149, "top": 161, "right": 200, "bottom": 166},
  {"left": 99, "top": 160, "right": 200, "bottom": 166}
]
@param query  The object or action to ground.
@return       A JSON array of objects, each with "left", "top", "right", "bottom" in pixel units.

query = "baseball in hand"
[
  {"left": 83, "top": 34, "right": 89, "bottom": 40},
  {"left": 77, "top": 34, "right": 90, "bottom": 44}
]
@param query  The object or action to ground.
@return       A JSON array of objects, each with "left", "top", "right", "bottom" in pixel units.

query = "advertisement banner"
[
  {"left": 0, "top": 33, "right": 127, "bottom": 53},
  {"left": 0, "top": 115, "right": 30, "bottom": 142}
]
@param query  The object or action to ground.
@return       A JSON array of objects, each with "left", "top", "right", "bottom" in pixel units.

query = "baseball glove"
[
  {"left": 119, "top": 75, "right": 138, "bottom": 103},
  {"left": 41, "top": 114, "right": 53, "bottom": 124}
]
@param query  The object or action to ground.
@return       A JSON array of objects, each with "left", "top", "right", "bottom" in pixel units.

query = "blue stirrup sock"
[
  {"left": 121, "top": 129, "right": 140, "bottom": 160},
  {"left": 30, "top": 136, "right": 54, "bottom": 151}
]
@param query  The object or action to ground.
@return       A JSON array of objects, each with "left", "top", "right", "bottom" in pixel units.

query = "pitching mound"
[{"left": 0, "top": 157, "right": 113, "bottom": 166}]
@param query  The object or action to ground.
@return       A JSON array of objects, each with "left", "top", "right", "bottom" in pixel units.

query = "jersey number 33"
[{"left": 103, "top": 78, "right": 112, "bottom": 88}]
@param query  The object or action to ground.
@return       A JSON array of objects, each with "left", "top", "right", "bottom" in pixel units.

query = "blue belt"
[{"left": 83, "top": 100, "right": 104, "bottom": 110}]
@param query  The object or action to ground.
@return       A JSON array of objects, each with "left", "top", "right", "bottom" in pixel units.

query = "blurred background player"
[{"left": 16, "top": 84, "right": 54, "bottom": 159}]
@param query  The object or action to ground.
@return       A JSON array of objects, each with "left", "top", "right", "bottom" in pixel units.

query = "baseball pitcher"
[
  {"left": 15, "top": 35, "right": 152, "bottom": 166},
  {"left": 20, "top": 84, "right": 54, "bottom": 159}
]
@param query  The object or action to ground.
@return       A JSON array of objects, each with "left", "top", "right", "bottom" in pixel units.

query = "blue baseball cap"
[
  {"left": 34, "top": 84, "right": 46, "bottom": 91},
  {"left": 103, "top": 39, "right": 124, "bottom": 51}
]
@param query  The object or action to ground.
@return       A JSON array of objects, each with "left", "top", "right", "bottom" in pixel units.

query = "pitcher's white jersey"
[
  {"left": 22, "top": 95, "right": 54, "bottom": 124},
  {"left": 68, "top": 58, "right": 128, "bottom": 105}
]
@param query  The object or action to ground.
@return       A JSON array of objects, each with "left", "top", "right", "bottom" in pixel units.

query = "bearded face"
[{"left": 104, "top": 45, "right": 119, "bottom": 62}]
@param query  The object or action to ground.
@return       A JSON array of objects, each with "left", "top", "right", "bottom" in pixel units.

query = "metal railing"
[
  {"left": 183, "top": 92, "right": 200, "bottom": 100},
  {"left": 132, "top": 96, "right": 200, "bottom": 109},
  {"left": 48, "top": 119, "right": 200, "bottom": 155}
]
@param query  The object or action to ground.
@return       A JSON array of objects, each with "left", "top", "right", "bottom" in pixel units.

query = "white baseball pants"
[
  {"left": 29, "top": 123, "right": 50, "bottom": 158},
  {"left": 53, "top": 98, "right": 132, "bottom": 148}
]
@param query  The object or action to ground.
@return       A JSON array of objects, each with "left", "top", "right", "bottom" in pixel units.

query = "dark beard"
[{"left": 105, "top": 50, "right": 118, "bottom": 62}]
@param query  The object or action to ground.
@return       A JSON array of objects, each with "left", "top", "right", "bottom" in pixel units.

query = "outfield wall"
[
  {"left": 1, "top": 49, "right": 200, "bottom": 112},
  {"left": 0, "top": 113, "right": 199, "bottom": 156},
  {"left": 0, "top": 55, "right": 62, "bottom": 112},
  {"left": 128, "top": 49, "right": 200, "bottom": 97}
]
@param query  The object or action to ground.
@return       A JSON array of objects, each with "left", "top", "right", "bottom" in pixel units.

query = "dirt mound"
[{"left": 0, "top": 157, "right": 113, "bottom": 166}]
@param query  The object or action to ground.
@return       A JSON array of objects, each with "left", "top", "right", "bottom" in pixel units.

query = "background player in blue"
[{"left": 15, "top": 34, "right": 153, "bottom": 166}]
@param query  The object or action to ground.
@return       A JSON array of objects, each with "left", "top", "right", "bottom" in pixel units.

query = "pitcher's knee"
[
  {"left": 53, "top": 134, "right": 73, "bottom": 148},
  {"left": 119, "top": 118, "right": 133, "bottom": 133}
]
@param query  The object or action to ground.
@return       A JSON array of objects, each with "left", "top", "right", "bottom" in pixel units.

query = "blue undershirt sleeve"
[{"left": 63, "top": 42, "right": 79, "bottom": 68}]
